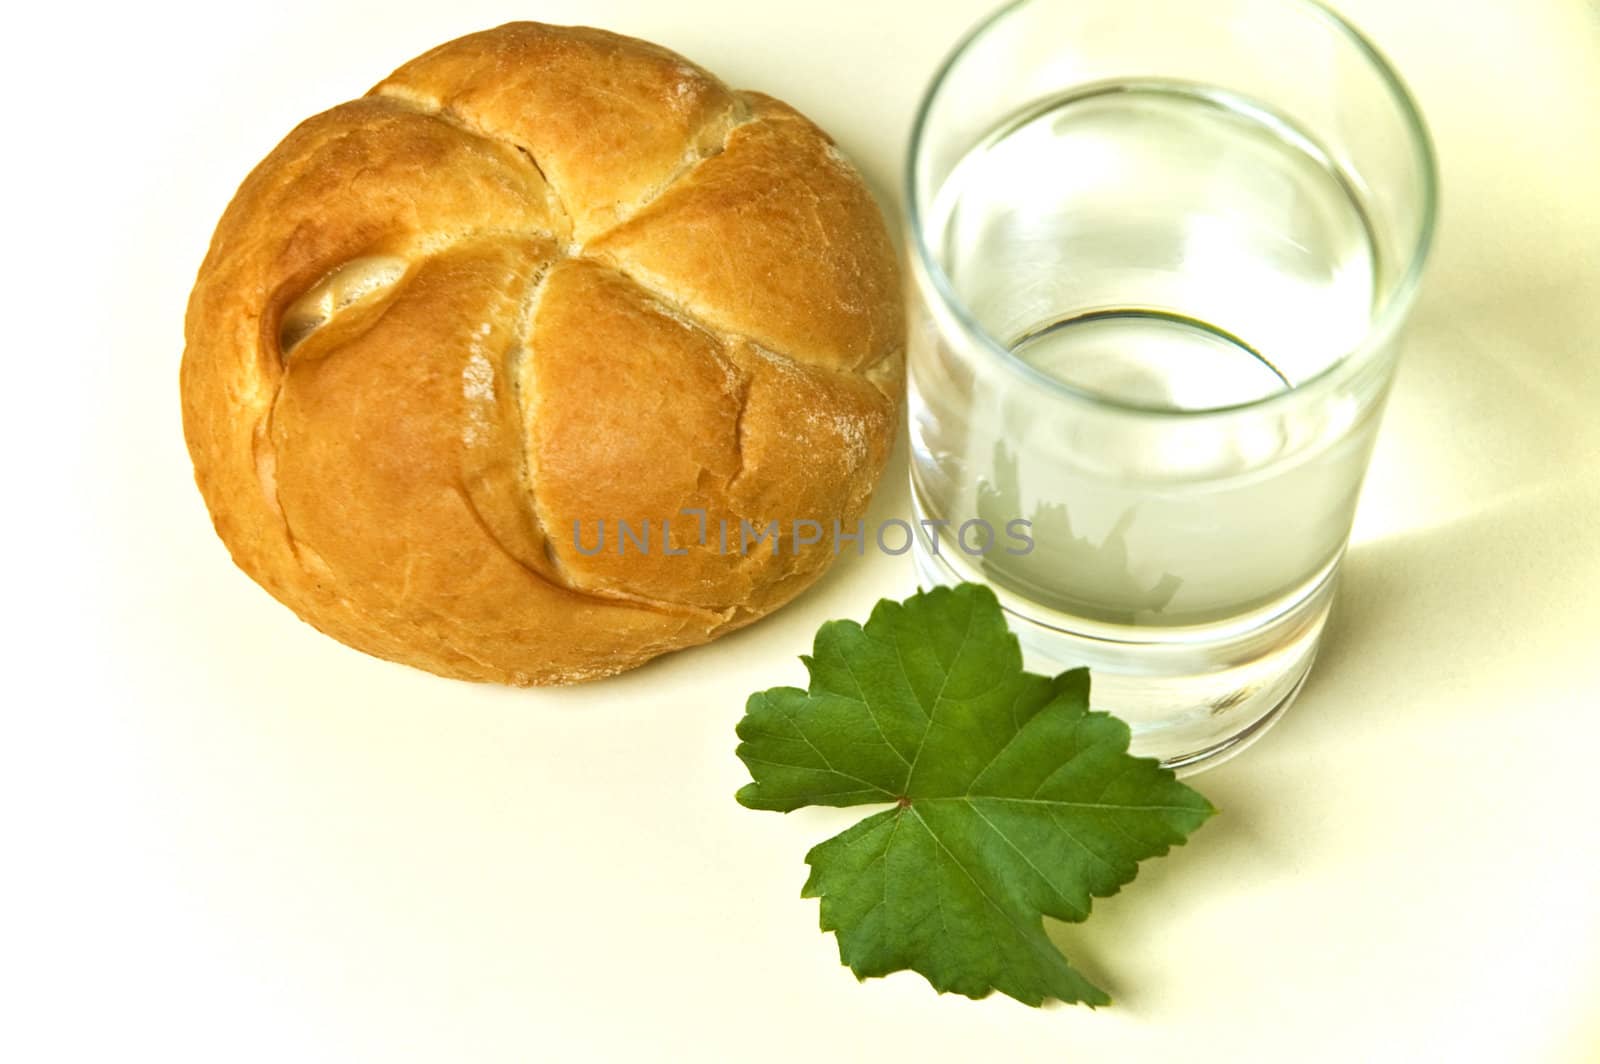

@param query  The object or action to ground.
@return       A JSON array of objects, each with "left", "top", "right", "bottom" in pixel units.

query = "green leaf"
[{"left": 735, "top": 583, "right": 1214, "bottom": 1007}]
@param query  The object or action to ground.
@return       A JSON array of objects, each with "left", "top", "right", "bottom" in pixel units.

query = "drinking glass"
[{"left": 905, "top": 0, "right": 1437, "bottom": 770}]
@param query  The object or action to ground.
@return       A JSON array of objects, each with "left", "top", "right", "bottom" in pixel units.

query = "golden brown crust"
[
  {"left": 180, "top": 22, "right": 904, "bottom": 685},
  {"left": 586, "top": 94, "right": 902, "bottom": 374}
]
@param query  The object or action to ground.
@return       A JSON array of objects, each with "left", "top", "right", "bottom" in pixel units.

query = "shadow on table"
[
  {"left": 1040, "top": 475, "right": 1596, "bottom": 1010},
  {"left": 1286, "top": 240, "right": 1600, "bottom": 740}
]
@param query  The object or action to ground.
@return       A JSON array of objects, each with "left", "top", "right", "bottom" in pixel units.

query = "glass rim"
[{"left": 903, "top": 0, "right": 1441, "bottom": 419}]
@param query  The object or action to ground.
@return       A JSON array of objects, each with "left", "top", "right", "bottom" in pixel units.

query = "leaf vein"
[{"left": 963, "top": 800, "right": 1089, "bottom": 920}]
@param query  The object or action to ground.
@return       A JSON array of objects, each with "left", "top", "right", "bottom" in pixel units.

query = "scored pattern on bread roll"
[{"left": 181, "top": 23, "right": 904, "bottom": 685}]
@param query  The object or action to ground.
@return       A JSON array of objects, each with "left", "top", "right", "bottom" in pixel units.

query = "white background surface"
[{"left": 6, "top": 0, "right": 1599, "bottom": 1060}]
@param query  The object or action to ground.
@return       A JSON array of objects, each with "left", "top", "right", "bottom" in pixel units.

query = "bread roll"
[{"left": 181, "top": 22, "right": 904, "bottom": 684}]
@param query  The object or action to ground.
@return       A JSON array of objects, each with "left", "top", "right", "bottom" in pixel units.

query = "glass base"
[{"left": 911, "top": 521, "right": 1335, "bottom": 774}]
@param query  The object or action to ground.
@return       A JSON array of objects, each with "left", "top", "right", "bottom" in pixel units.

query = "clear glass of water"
[{"left": 905, "top": 0, "right": 1437, "bottom": 770}]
